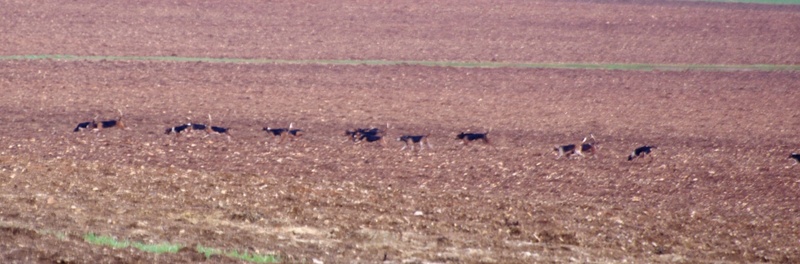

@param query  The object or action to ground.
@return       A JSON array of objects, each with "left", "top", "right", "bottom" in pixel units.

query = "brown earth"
[
  {"left": 3, "top": 0, "right": 800, "bottom": 64},
  {"left": 1, "top": 1, "right": 799, "bottom": 263}
]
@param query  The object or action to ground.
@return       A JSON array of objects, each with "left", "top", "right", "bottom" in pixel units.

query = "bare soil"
[{"left": 1, "top": 1, "right": 799, "bottom": 263}]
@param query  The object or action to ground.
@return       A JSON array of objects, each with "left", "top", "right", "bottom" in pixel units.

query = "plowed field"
[{"left": 1, "top": 1, "right": 799, "bottom": 263}]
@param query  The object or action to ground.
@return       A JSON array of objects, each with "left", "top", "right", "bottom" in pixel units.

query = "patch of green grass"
[
  {"left": 132, "top": 242, "right": 182, "bottom": 254},
  {"left": 84, "top": 233, "right": 180, "bottom": 253},
  {"left": 1, "top": 54, "right": 798, "bottom": 72},
  {"left": 83, "top": 234, "right": 279, "bottom": 263},
  {"left": 197, "top": 245, "right": 280, "bottom": 263},
  {"left": 83, "top": 233, "right": 131, "bottom": 249},
  {"left": 226, "top": 249, "right": 280, "bottom": 263},
  {"left": 196, "top": 245, "right": 221, "bottom": 258}
]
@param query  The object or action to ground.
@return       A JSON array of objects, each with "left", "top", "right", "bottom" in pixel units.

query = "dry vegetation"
[{"left": 1, "top": 0, "right": 799, "bottom": 263}]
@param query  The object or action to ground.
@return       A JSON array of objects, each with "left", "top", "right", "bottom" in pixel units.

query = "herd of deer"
[{"left": 72, "top": 111, "right": 799, "bottom": 164}]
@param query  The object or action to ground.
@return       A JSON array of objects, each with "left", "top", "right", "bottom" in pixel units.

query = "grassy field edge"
[
  {"left": 82, "top": 232, "right": 280, "bottom": 263},
  {"left": 1, "top": 54, "right": 798, "bottom": 71},
  {"left": 0, "top": 220, "right": 281, "bottom": 263}
]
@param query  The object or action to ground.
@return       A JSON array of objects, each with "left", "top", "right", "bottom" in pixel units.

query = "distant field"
[
  {"left": 697, "top": 0, "right": 800, "bottom": 4},
  {"left": 2, "top": 54, "right": 799, "bottom": 71}
]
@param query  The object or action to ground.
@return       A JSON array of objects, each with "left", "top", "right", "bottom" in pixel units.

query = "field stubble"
[
  {"left": 1, "top": 0, "right": 800, "bottom": 262},
  {"left": 0, "top": 60, "right": 798, "bottom": 263}
]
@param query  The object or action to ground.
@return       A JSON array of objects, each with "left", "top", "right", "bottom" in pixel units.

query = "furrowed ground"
[{"left": 1, "top": 0, "right": 799, "bottom": 263}]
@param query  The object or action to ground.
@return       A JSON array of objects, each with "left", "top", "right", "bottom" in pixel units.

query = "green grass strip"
[
  {"left": 195, "top": 245, "right": 221, "bottom": 258},
  {"left": 1, "top": 54, "right": 798, "bottom": 72},
  {"left": 196, "top": 245, "right": 280, "bottom": 263},
  {"left": 84, "top": 233, "right": 131, "bottom": 249},
  {"left": 225, "top": 249, "right": 281, "bottom": 263},
  {"left": 131, "top": 242, "right": 182, "bottom": 254},
  {"left": 83, "top": 234, "right": 279, "bottom": 262},
  {"left": 0, "top": 221, "right": 283, "bottom": 263},
  {"left": 84, "top": 233, "right": 179, "bottom": 253}
]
